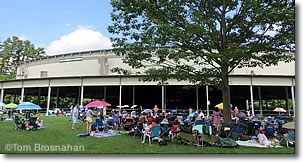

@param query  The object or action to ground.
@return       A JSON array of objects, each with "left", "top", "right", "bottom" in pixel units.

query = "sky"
[{"left": 0, "top": 0, "right": 114, "bottom": 55}]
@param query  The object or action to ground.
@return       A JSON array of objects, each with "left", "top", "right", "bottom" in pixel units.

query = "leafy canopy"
[
  {"left": 108, "top": 0, "right": 295, "bottom": 85},
  {"left": 0, "top": 36, "right": 45, "bottom": 80}
]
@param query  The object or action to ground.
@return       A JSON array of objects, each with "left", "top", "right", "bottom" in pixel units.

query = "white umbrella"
[
  {"left": 131, "top": 105, "right": 137, "bottom": 109},
  {"left": 274, "top": 107, "right": 286, "bottom": 115},
  {"left": 274, "top": 108, "right": 286, "bottom": 112}
]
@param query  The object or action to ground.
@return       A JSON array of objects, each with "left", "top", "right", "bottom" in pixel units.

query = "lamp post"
[{"left": 250, "top": 70, "right": 256, "bottom": 117}]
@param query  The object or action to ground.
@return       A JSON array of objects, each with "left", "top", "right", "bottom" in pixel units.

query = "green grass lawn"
[{"left": 0, "top": 116, "right": 295, "bottom": 154}]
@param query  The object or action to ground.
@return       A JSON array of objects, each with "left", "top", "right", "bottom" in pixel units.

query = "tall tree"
[
  {"left": 108, "top": 0, "right": 295, "bottom": 121},
  {"left": 0, "top": 36, "right": 45, "bottom": 80}
]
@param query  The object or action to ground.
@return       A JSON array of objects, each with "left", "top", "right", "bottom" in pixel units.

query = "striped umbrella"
[
  {"left": 143, "top": 109, "right": 152, "bottom": 113},
  {"left": 16, "top": 102, "right": 41, "bottom": 110}
]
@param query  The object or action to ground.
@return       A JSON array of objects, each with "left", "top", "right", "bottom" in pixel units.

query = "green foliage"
[
  {"left": 109, "top": 0, "right": 295, "bottom": 122},
  {"left": 0, "top": 36, "right": 45, "bottom": 80}
]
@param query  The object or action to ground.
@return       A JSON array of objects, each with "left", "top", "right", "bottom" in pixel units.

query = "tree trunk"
[{"left": 221, "top": 65, "right": 232, "bottom": 122}]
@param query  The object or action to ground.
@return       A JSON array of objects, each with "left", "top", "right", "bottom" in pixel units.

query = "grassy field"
[{"left": 0, "top": 116, "right": 295, "bottom": 154}]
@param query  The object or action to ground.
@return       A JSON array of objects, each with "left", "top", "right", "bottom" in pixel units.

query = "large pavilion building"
[{"left": 0, "top": 49, "right": 295, "bottom": 116}]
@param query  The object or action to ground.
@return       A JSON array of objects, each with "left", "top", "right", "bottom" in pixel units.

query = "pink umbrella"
[{"left": 85, "top": 100, "right": 111, "bottom": 107}]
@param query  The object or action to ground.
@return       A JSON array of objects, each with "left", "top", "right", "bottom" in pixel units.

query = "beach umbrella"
[
  {"left": 16, "top": 102, "right": 41, "bottom": 110},
  {"left": 171, "top": 110, "right": 177, "bottom": 113},
  {"left": 79, "top": 106, "right": 87, "bottom": 111},
  {"left": 274, "top": 108, "right": 286, "bottom": 112},
  {"left": 236, "top": 112, "right": 247, "bottom": 118},
  {"left": 255, "top": 114, "right": 264, "bottom": 120},
  {"left": 282, "top": 122, "right": 295, "bottom": 130},
  {"left": 215, "top": 103, "right": 233, "bottom": 110},
  {"left": 0, "top": 102, "right": 6, "bottom": 107},
  {"left": 131, "top": 105, "right": 137, "bottom": 109},
  {"left": 4, "top": 103, "right": 19, "bottom": 109},
  {"left": 86, "top": 100, "right": 111, "bottom": 107},
  {"left": 143, "top": 109, "right": 152, "bottom": 113},
  {"left": 274, "top": 107, "right": 286, "bottom": 115}
]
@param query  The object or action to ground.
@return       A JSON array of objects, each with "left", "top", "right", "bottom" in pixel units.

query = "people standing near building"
[
  {"left": 213, "top": 107, "right": 222, "bottom": 133},
  {"left": 72, "top": 106, "right": 78, "bottom": 131},
  {"left": 114, "top": 110, "right": 120, "bottom": 133},
  {"left": 86, "top": 107, "right": 98, "bottom": 135},
  {"left": 69, "top": 105, "right": 74, "bottom": 121},
  {"left": 153, "top": 105, "right": 159, "bottom": 116}
]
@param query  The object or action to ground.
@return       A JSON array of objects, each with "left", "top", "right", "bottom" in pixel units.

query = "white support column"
[
  {"left": 206, "top": 85, "right": 209, "bottom": 117},
  {"left": 132, "top": 85, "right": 135, "bottom": 105},
  {"left": 291, "top": 78, "right": 295, "bottom": 117},
  {"left": 250, "top": 84, "right": 254, "bottom": 117},
  {"left": 46, "top": 80, "right": 51, "bottom": 116},
  {"left": 119, "top": 76, "right": 122, "bottom": 106},
  {"left": 0, "top": 85, "right": 4, "bottom": 102},
  {"left": 80, "top": 78, "right": 84, "bottom": 106},
  {"left": 258, "top": 86, "right": 262, "bottom": 115},
  {"left": 20, "top": 80, "right": 24, "bottom": 103},
  {"left": 196, "top": 87, "right": 199, "bottom": 111}
]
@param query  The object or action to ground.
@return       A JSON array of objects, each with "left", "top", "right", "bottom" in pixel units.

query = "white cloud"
[{"left": 46, "top": 27, "right": 112, "bottom": 55}]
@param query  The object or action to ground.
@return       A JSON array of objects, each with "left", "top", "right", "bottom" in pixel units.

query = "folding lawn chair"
[
  {"left": 170, "top": 121, "right": 180, "bottom": 143},
  {"left": 133, "top": 122, "right": 144, "bottom": 140},
  {"left": 220, "top": 122, "right": 236, "bottom": 138},
  {"left": 160, "top": 123, "right": 171, "bottom": 140},
  {"left": 192, "top": 125, "right": 203, "bottom": 148},
  {"left": 146, "top": 125, "right": 161, "bottom": 146}
]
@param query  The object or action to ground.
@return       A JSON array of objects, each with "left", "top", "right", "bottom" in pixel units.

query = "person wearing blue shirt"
[{"left": 114, "top": 110, "right": 120, "bottom": 133}]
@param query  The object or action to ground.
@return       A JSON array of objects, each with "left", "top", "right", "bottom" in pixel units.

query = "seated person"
[
  {"left": 35, "top": 118, "right": 48, "bottom": 128},
  {"left": 258, "top": 127, "right": 270, "bottom": 146},
  {"left": 160, "top": 118, "right": 169, "bottom": 125},
  {"left": 141, "top": 118, "right": 159, "bottom": 144}
]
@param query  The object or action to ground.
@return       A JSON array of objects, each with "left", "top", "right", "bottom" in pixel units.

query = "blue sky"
[{"left": 0, "top": 0, "right": 114, "bottom": 55}]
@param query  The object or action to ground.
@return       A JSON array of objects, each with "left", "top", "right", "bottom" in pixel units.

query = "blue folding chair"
[
  {"left": 146, "top": 125, "right": 161, "bottom": 146},
  {"left": 264, "top": 124, "right": 275, "bottom": 137}
]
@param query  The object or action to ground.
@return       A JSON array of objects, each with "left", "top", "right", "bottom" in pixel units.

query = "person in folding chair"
[{"left": 141, "top": 118, "right": 159, "bottom": 144}]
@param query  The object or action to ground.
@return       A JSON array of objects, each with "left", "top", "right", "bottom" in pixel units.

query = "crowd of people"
[{"left": 67, "top": 104, "right": 294, "bottom": 147}]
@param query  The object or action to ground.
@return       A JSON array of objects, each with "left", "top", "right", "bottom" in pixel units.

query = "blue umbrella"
[
  {"left": 16, "top": 102, "right": 41, "bottom": 110},
  {"left": 79, "top": 106, "right": 87, "bottom": 111},
  {"left": 0, "top": 102, "right": 6, "bottom": 107}
]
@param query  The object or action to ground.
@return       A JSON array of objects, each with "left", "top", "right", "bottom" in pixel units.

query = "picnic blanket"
[
  {"left": 236, "top": 140, "right": 268, "bottom": 148},
  {"left": 90, "top": 131, "right": 121, "bottom": 138}
]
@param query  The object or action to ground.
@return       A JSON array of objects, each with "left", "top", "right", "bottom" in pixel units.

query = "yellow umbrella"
[{"left": 4, "top": 103, "right": 19, "bottom": 109}]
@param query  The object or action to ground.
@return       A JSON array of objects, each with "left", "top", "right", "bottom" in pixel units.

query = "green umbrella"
[{"left": 4, "top": 103, "right": 19, "bottom": 109}]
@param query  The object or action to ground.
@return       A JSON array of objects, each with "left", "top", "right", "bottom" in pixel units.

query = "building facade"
[{"left": 0, "top": 49, "right": 296, "bottom": 116}]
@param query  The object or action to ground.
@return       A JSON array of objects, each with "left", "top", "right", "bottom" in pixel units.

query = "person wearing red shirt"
[{"left": 141, "top": 118, "right": 159, "bottom": 144}]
